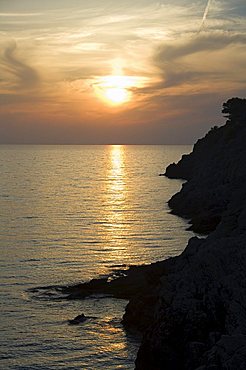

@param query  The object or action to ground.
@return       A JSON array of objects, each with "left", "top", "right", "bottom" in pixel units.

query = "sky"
[{"left": 0, "top": 0, "right": 245, "bottom": 144}]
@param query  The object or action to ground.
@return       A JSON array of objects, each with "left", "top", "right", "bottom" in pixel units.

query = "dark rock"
[
  {"left": 68, "top": 314, "right": 87, "bottom": 325},
  {"left": 187, "top": 213, "right": 222, "bottom": 234},
  {"left": 62, "top": 261, "right": 170, "bottom": 302}
]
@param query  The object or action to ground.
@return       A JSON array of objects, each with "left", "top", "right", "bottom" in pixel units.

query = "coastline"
[
  {"left": 33, "top": 98, "right": 246, "bottom": 369},
  {"left": 132, "top": 98, "right": 246, "bottom": 369}
]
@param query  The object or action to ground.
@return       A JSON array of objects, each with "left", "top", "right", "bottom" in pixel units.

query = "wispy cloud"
[
  {"left": 1, "top": 41, "right": 40, "bottom": 90},
  {"left": 0, "top": 13, "right": 43, "bottom": 17},
  {"left": 155, "top": 32, "right": 246, "bottom": 88}
]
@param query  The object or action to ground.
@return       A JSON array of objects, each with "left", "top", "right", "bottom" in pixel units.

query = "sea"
[{"left": 0, "top": 145, "right": 193, "bottom": 370}]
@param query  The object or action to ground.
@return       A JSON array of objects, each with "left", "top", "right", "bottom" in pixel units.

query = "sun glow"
[
  {"left": 92, "top": 59, "right": 152, "bottom": 106},
  {"left": 104, "top": 86, "right": 129, "bottom": 104},
  {"left": 95, "top": 75, "right": 134, "bottom": 105}
]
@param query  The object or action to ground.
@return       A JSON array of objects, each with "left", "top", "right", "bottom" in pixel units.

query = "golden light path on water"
[{"left": 105, "top": 145, "right": 127, "bottom": 258}]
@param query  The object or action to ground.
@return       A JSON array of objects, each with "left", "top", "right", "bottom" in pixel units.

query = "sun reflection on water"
[
  {"left": 110, "top": 144, "right": 125, "bottom": 196},
  {"left": 104, "top": 145, "right": 127, "bottom": 254}
]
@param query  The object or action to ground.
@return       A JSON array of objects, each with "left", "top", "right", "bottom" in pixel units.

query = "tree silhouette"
[{"left": 222, "top": 97, "right": 246, "bottom": 123}]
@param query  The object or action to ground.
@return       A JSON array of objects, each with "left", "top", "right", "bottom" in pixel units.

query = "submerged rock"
[{"left": 68, "top": 314, "right": 87, "bottom": 325}]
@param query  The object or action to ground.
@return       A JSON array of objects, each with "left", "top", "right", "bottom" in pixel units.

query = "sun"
[
  {"left": 104, "top": 85, "right": 130, "bottom": 104},
  {"left": 95, "top": 75, "right": 132, "bottom": 105}
]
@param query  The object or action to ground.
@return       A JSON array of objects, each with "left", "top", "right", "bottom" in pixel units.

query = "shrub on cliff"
[{"left": 222, "top": 97, "right": 246, "bottom": 123}]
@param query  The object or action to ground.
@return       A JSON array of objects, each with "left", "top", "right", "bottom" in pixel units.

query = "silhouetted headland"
[
  {"left": 32, "top": 98, "right": 246, "bottom": 369},
  {"left": 131, "top": 97, "right": 246, "bottom": 369}
]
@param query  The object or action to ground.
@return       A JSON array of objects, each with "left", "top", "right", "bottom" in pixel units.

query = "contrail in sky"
[{"left": 199, "top": 0, "right": 212, "bottom": 32}]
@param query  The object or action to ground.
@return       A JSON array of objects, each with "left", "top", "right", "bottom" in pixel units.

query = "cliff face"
[
  {"left": 165, "top": 102, "right": 246, "bottom": 234},
  {"left": 123, "top": 98, "right": 246, "bottom": 370}
]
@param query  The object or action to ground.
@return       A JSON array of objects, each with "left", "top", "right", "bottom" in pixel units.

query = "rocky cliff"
[{"left": 123, "top": 98, "right": 246, "bottom": 369}]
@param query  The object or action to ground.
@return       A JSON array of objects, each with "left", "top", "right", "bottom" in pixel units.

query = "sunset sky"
[{"left": 0, "top": 0, "right": 245, "bottom": 144}]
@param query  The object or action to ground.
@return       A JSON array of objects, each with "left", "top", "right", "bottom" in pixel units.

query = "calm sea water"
[{"left": 0, "top": 145, "right": 193, "bottom": 369}]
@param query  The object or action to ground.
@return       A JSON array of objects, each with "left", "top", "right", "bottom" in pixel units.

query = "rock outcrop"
[
  {"left": 123, "top": 98, "right": 246, "bottom": 369},
  {"left": 165, "top": 97, "right": 246, "bottom": 234}
]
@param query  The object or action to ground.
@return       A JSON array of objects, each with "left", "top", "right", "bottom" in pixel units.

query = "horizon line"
[{"left": 0, "top": 143, "right": 194, "bottom": 146}]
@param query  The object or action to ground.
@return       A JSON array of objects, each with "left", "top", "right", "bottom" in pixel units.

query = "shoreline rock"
[{"left": 61, "top": 262, "right": 167, "bottom": 303}]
